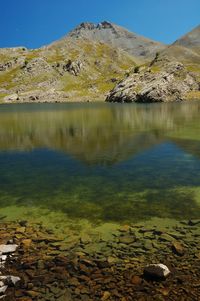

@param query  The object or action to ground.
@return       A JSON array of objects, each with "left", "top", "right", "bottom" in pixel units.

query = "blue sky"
[{"left": 0, "top": 0, "right": 199, "bottom": 48}]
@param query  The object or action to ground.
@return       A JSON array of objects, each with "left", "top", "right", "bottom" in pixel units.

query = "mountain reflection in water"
[{"left": 0, "top": 102, "right": 200, "bottom": 225}]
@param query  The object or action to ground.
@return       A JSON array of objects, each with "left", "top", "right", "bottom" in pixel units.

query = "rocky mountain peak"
[
  {"left": 71, "top": 21, "right": 115, "bottom": 33},
  {"left": 77, "top": 22, "right": 96, "bottom": 30},
  {"left": 97, "top": 21, "right": 114, "bottom": 29},
  {"left": 67, "top": 21, "right": 165, "bottom": 61}
]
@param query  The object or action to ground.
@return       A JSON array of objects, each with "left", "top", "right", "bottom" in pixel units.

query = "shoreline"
[
  {"left": 1, "top": 219, "right": 200, "bottom": 300},
  {"left": 1, "top": 98, "right": 200, "bottom": 106},
  {"left": 1, "top": 93, "right": 200, "bottom": 105}
]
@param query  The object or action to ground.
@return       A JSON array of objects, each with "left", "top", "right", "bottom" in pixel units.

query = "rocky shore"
[
  {"left": 0, "top": 219, "right": 200, "bottom": 301},
  {"left": 106, "top": 62, "right": 200, "bottom": 103}
]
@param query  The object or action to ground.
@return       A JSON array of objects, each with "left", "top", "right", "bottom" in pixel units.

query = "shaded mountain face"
[{"left": 67, "top": 21, "right": 166, "bottom": 61}]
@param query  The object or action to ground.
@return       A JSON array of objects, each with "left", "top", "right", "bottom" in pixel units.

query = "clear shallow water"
[{"left": 0, "top": 102, "right": 200, "bottom": 233}]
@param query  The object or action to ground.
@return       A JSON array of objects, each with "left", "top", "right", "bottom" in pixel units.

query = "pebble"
[
  {"left": 101, "top": 291, "right": 111, "bottom": 301},
  {"left": 131, "top": 275, "right": 142, "bottom": 285}
]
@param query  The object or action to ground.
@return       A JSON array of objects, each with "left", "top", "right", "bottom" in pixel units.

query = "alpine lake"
[{"left": 0, "top": 101, "right": 200, "bottom": 301}]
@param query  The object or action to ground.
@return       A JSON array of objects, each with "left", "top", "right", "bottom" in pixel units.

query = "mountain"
[
  {"left": 67, "top": 21, "right": 166, "bottom": 61},
  {"left": 0, "top": 22, "right": 199, "bottom": 104},
  {"left": 173, "top": 25, "right": 200, "bottom": 53},
  {"left": 156, "top": 25, "right": 200, "bottom": 66}
]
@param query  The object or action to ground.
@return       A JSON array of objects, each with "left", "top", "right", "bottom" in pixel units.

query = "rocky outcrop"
[
  {"left": 106, "top": 62, "right": 200, "bottom": 103},
  {"left": 64, "top": 60, "right": 83, "bottom": 76},
  {"left": 53, "top": 59, "right": 83, "bottom": 76},
  {"left": 21, "top": 57, "right": 53, "bottom": 76},
  {"left": 0, "top": 57, "right": 25, "bottom": 72}
]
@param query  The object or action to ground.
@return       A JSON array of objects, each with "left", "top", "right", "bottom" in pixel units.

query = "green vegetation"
[
  {"left": 0, "top": 38, "right": 136, "bottom": 101},
  {"left": 0, "top": 66, "right": 21, "bottom": 89}
]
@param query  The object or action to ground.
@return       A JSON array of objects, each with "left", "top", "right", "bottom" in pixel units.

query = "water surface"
[{"left": 0, "top": 102, "right": 200, "bottom": 235}]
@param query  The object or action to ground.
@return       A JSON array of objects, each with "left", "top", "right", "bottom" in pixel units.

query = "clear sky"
[{"left": 0, "top": 0, "right": 199, "bottom": 49}]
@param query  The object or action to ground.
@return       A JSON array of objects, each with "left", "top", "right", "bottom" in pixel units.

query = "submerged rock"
[
  {"left": 106, "top": 62, "right": 199, "bottom": 103},
  {"left": 144, "top": 263, "right": 170, "bottom": 279},
  {"left": 0, "top": 244, "right": 18, "bottom": 254},
  {"left": 172, "top": 241, "right": 185, "bottom": 256}
]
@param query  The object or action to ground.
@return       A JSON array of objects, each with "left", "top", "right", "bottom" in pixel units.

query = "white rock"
[
  {"left": 144, "top": 263, "right": 170, "bottom": 278},
  {"left": 0, "top": 285, "right": 7, "bottom": 294},
  {"left": 0, "top": 275, "right": 20, "bottom": 286},
  {"left": 8, "top": 276, "right": 20, "bottom": 285},
  {"left": 0, "top": 282, "right": 4, "bottom": 287},
  {"left": 0, "top": 255, "right": 7, "bottom": 261},
  {"left": 0, "top": 245, "right": 18, "bottom": 254},
  {"left": 4, "top": 93, "right": 19, "bottom": 102}
]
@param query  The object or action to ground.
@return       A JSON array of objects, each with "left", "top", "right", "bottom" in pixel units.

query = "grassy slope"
[{"left": 0, "top": 38, "right": 136, "bottom": 102}]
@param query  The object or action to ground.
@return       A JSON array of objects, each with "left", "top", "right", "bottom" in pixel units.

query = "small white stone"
[
  {"left": 0, "top": 245, "right": 18, "bottom": 254},
  {"left": 1, "top": 256, "right": 7, "bottom": 261}
]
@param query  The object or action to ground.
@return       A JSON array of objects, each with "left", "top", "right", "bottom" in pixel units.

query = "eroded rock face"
[{"left": 106, "top": 62, "right": 200, "bottom": 103}]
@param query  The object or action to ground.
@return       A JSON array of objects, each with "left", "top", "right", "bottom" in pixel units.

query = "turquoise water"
[{"left": 0, "top": 102, "right": 200, "bottom": 231}]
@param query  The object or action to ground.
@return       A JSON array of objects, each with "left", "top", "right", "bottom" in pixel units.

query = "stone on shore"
[{"left": 144, "top": 264, "right": 170, "bottom": 279}]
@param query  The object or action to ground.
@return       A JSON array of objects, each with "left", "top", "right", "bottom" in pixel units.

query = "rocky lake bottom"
[{"left": 0, "top": 218, "right": 200, "bottom": 301}]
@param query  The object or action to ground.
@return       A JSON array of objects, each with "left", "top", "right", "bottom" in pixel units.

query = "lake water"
[{"left": 0, "top": 102, "right": 200, "bottom": 237}]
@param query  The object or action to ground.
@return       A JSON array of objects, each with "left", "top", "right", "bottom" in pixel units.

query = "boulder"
[{"left": 106, "top": 62, "right": 199, "bottom": 103}]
